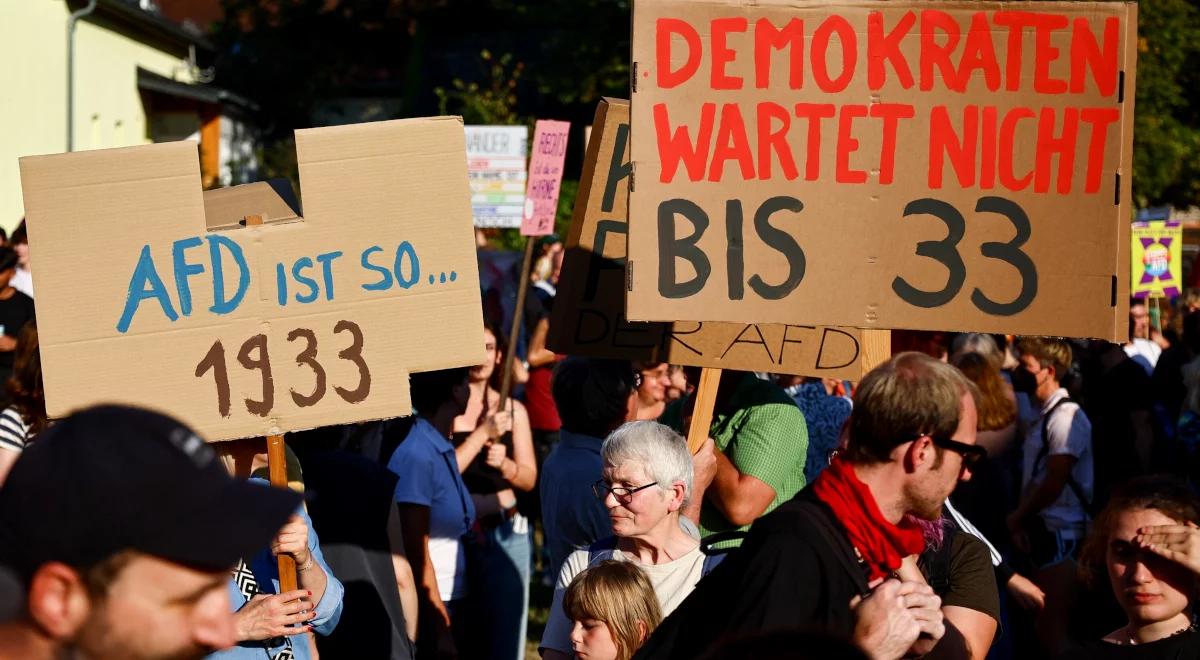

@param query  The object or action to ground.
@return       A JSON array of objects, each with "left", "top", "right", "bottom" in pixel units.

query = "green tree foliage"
[{"left": 1133, "top": 0, "right": 1200, "bottom": 208}]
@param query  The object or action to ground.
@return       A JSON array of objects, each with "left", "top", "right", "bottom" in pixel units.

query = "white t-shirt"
[
  {"left": 10, "top": 268, "right": 31, "bottom": 300},
  {"left": 0, "top": 407, "right": 31, "bottom": 454},
  {"left": 429, "top": 536, "right": 466, "bottom": 601},
  {"left": 1019, "top": 388, "right": 1094, "bottom": 537},
  {"left": 540, "top": 544, "right": 707, "bottom": 655},
  {"left": 1124, "top": 338, "right": 1162, "bottom": 376}
]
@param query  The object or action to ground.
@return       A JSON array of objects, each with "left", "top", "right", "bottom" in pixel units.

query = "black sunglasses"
[{"left": 903, "top": 433, "right": 987, "bottom": 469}]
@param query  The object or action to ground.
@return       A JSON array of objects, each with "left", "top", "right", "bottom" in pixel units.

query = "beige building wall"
[{"left": 0, "top": 1, "right": 197, "bottom": 230}]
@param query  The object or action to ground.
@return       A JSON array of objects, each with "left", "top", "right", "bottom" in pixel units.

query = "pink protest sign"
[{"left": 521, "top": 119, "right": 570, "bottom": 236}]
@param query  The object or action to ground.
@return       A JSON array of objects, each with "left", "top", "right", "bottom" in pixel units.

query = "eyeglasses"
[
  {"left": 903, "top": 433, "right": 987, "bottom": 469},
  {"left": 592, "top": 480, "right": 658, "bottom": 504}
]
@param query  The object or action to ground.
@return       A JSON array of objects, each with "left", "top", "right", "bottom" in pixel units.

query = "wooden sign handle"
[
  {"left": 244, "top": 214, "right": 299, "bottom": 594},
  {"left": 687, "top": 368, "right": 722, "bottom": 453},
  {"left": 499, "top": 236, "right": 536, "bottom": 407}
]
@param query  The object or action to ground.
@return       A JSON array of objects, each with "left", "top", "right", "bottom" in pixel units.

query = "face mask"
[{"left": 1010, "top": 366, "right": 1037, "bottom": 394}]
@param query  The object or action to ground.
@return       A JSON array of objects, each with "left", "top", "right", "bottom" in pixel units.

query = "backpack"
[
  {"left": 587, "top": 536, "right": 728, "bottom": 576},
  {"left": 1032, "top": 397, "right": 1099, "bottom": 519}
]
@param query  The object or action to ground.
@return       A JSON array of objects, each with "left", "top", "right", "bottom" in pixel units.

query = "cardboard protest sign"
[
  {"left": 466, "top": 125, "right": 528, "bottom": 228},
  {"left": 627, "top": 0, "right": 1136, "bottom": 341},
  {"left": 20, "top": 117, "right": 485, "bottom": 442},
  {"left": 521, "top": 120, "right": 570, "bottom": 236},
  {"left": 1131, "top": 219, "right": 1182, "bottom": 300},
  {"left": 549, "top": 98, "right": 886, "bottom": 379}
]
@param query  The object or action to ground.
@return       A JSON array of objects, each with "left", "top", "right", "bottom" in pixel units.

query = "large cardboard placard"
[
  {"left": 20, "top": 117, "right": 484, "bottom": 441},
  {"left": 549, "top": 98, "right": 885, "bottom": 378},
  {"left": 628, "top": 0, "right": 1136, "bottom": 341},
  {"left": 466, "top": 125, "right": 528, "bottom": 228},
  {"left": 1131, "top": 219, "right": 1182, "bottom": 300}
]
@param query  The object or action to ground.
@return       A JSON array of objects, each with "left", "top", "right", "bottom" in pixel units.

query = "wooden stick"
[
  {"left": 244, "top": 214, "right": 298, "bottom": 593},
  {"left": 859, "top": 330, "right": 893, "bottom": 373},
  {"left": 499, "top": 236, "right": 536, "bottom": 407},
  {"left": 687, "top": 368, "right": 722, "bottom": 453}
]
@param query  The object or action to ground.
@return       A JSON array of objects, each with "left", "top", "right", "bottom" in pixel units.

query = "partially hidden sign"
[
  {"left": 628, "top": 0, "right": 1136, "bottom": 341},
  {"left": 21, "top": 117, "right": 485, "bottom": 441},
  {"left": 549, "top": 98, "right": 885, "bottom": 379},
  {"left": 1131, "top": 219, "right": 1182, "bottom": 300},
  {"left": 522, "top": 120, "right": 571, "bottom": 236},
  {"left": 466, "top": 125, "right": 528, "bottom": 228}
]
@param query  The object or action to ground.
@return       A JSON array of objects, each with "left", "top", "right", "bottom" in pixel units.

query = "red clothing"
[
  {"left": 811, "top": 457, "right": 925, "bottom": 581},
  {"left": 525, "top": 363, "right": 561, "bottom": 431}
]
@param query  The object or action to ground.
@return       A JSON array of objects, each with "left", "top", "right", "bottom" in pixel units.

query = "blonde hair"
[
  {"left": 1016, "top": 336, "right": 1073, "bottom": 378},
  {"left": 563, "top": 561, "right": 662, "bottom": 660}
]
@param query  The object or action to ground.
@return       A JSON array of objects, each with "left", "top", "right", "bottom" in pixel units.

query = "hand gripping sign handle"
[{"left": 243, "top": 214, "right": 299, "bottom": 594}]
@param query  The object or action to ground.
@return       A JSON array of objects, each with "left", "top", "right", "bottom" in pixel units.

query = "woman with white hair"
[{"left": 540, "top": 421, "right": 708, "bottom": 660}]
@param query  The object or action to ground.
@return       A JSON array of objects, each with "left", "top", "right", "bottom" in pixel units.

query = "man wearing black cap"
[{"left": 0, "top": 405, "right": 301, "bottom": 660}]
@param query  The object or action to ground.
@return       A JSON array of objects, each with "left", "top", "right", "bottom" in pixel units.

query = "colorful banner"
[
  {"left": 466, "top": 125, "right": 528, "bottom": 228},
  {"left": 1131, "top": 219, "right": 1182, "bottom": 299}
]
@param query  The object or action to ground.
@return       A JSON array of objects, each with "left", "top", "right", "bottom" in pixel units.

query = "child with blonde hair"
[{"left": 563, "top": 560, "right": 662, "bottom": 660}]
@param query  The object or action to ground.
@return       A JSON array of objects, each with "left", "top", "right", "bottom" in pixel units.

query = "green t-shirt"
[{"left": 662, "top": 373, "right": 809, "bottom": 539}]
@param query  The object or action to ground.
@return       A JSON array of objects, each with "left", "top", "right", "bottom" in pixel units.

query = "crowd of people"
[{"left": 0, "top": 223, "right": 1198, "bottom": 660}]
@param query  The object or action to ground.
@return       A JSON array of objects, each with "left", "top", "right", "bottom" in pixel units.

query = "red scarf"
[{"left": 811, "top": 457, "right": 926, "bottom": 582}]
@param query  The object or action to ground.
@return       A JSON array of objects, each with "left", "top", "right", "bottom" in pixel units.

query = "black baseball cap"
[{"left": 0, "top": 405, "right": 301, "bottom": 582}]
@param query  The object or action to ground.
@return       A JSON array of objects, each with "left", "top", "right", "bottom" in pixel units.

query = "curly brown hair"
[
  {"left": 6, "top": 321, "right": 46, "bottom": 435},
  {"left": 1078, "top": 475, "right": 1200, "bottom": 588}
]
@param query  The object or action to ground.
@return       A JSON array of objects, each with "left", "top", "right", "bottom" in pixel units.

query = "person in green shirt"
[{"left": 661, "top": 370, "right": 809, "bottom": 540}]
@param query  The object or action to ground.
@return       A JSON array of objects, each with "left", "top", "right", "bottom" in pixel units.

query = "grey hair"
[
  {"left": 601, "top": 421, "right": 694, "bottom": 508},
  {"left": 950, "top": 333, "right": 1003, "bottom": 369}
]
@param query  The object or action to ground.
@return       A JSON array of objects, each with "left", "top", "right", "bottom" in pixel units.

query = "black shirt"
[
  {"left": 1060, "top": 629, "right": 1200, "bottom": 660},
  {"left": 633, "top": 489, "right": 871, "bottom": 659},
  {"left": 0, "top": 290, "right": 34, "bottom": 371},
  {"left": 292, "top": 446, "right": 414, "bottom": 660}
]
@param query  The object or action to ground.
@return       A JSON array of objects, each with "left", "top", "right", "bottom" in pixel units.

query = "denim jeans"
[{"left": 478, "top": 514, "right": 531, "bottom": 660}]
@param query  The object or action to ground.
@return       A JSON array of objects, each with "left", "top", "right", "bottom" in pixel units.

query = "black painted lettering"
[
  {"left": 586, "top": 220, "right": 627, "bottom": 302},
  {"left": 601, "top": 123, "right": 632, "bottom": 214},
  {"left": 613, "top": 319, "right": 660, "bottom": 349},
  {"left": 748, "top": 196, "right": 805, "bottom": 300},
  {"left": 657, "top": 199, "right": 711, "bottom": 299},
  {"left": 720, "top": 324, "right": 775, "bottom": 363},
  {"left": 666, "top": 321, "right": 704, "bottom": 357},
  {"left": 574, "top": 308, "right": 612, "bottom": 345},
  {"left": 815, "top": 327, "right": 860, "bottom": 370},
  {"left": 726, "top": 199, "right": 745, "bottom": 300},
  {"left": 777, "top": 324, "right": 815, "bottom": 366}
]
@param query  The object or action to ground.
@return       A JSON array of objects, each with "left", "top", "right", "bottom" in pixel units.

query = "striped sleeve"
[{"left": 0, "top": 408, "right": 30, "bottom": 454}]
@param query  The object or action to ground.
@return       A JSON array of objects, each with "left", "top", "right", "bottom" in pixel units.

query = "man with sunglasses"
[{"left": 636, "top": 352, "right": 983, "bottom": 660}]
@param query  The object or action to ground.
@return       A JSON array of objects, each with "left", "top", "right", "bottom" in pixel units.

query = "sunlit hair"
[
  {"left": 950, "top": 333, "right": 1004, "bottom": 370},
  {"left": 564, "top": 560, "right": 663, "bottom": 660},
  {"left": 953, "top": 351, "right": 1016, "bottom": 432},
  {"left": 1016, "top": 336, "right": 1072, "bottom": 378},
  {"left": 1078, "top": 475, "right": 1200, "bottom": 588},
  {"left": 602, "top": 421, "right": 693, "bottom": 509},
  {"left": 846, "top": 352, "right": 977, "bottom": 464},
  {"left": 481, "top": 317, "right": 508, "bottom": 391}
]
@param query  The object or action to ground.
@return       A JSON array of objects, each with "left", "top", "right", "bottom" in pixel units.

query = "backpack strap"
[
  {"left": 1036, "top": 397, "right": 1096, "bottom": 518},
  {"left": 923, "top": 528, "right": 957, "bottom": 595}
]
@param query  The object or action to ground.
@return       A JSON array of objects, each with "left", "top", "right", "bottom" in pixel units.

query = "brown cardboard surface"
[
  {"left": 627, "top": 0, "right": 1136, "bottom": 341},
  {"left": 549, "top": 98, "right": 873, "bottom": 379},
  {"left": 203, "top": 179, "right": 301, "bottom": 231},
  {"left": 21, "top": 117, "right": 484, "bottom": 441}
]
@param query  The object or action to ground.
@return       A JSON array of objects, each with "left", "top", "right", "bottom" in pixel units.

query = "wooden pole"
[
  {"left": 860, "top": 330, "right": 893, "bottom": 372},
  {"left": 686, "top": 367, "right": 722, "bottom": 453},
  {"left": 245, "top": 214, "right": 298, "bottom": 593},
  {"left": 499, "top": 236, "right": 536, "bottom": 407}
]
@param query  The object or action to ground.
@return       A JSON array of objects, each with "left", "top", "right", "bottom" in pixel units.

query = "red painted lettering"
[
  {"left": 654, "top": 102, "right": 715, "bottom": 183},
  {"left": 757, "top": 102, "right": 799, "bottom": 180},
  {"left": 994, "top": 11, "right": 1039, "bottom": 91},
  {"left": 1033, "top": 14, "right": 1070, "bottom": 94},
  {"left": 959, "top": 12, "right": 1001, "bottom": 91},
  {"left": 870, "top": 103, "right": 915, "bottom": 184},
  {"left": 920, "top": 10, "right": 962, "bottom": 91},
  {"left": 812, "top": 16, "right": 857, "bottom": 92},
  {"left": 657, "top": 18, "right": 703, "bottom": 89},
  {"left": 999, "top": 107, "right": 1035, "bottom": 190},
  {"left": 1034, "top": 107, "right": 1078, "bottom": 193},
  {"left": 712, "top": 17, "right": 749, "bottom": 90},
  {"left": 794, "top": 103, "right": 836, "bottom": 180},
  {"left": 754, "top": 18, "right": 805, "bottom": 89},
  {"left": 1070, "top": 17, "right": 1119, "bottom": 96},
  {"left": 709, "top": 104, "right": 755, "bottom": 182},
  {"left": 929, "top": 105, "right": 977, "bottom": 189},
  {"left": 867, "top": 11, "right": 915, "bottom": 90},
  {"left": 980, "top": 106, "right": 998, "bottom": 189},
  {"left": 836, "top": 105, "right": 869, "bottom": 183}
]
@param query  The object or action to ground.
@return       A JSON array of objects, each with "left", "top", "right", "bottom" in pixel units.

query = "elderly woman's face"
[{"left": 601, "top": 461, "right": 672, "bottom": 538}]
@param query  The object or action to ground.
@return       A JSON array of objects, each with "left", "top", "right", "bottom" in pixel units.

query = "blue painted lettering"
[{"left": 116, "top": 244, "right": 178, "bottom": 333}]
